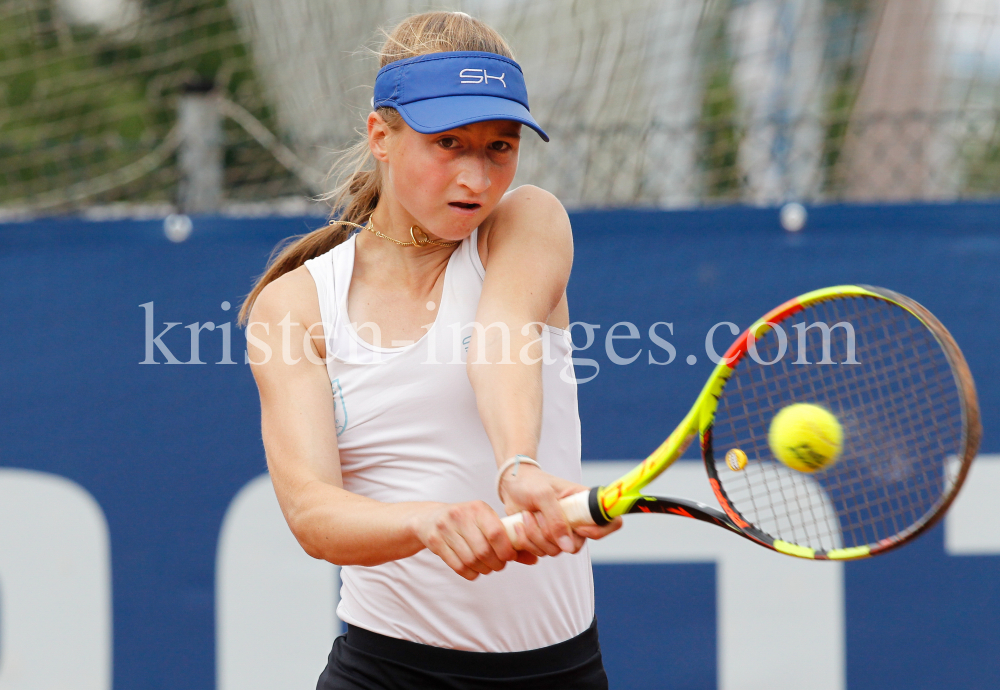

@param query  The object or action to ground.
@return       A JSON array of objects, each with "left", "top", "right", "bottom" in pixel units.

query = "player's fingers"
[
  {"left": 476, "top": 510, "right": 517, "bottom": 564},
  {"left": 513, "top": 521, "right": 546, "bottom": 558},
  {"left": 533, "top": 488, "right": 576, "bottom": 553},
  {"left": 535, "top": 512, "right": 586, "bottom": 555},
  {"left": 521, "top": 510, "right": 561, "bottom": 557},
  {"left": 563, "top": 510, "right": 587, "bottom": 553},
  {"left": 441, "top": 525, "right": 493, "bottom": 576},
  {"left": 424, "top": 533, "right": 480, "bottom": 581},
  {"left": 450, "top": 538, "right": 493, "bottom": 576},
  {"left": 460, "top": 512, "right": 507, "bottom": 572},
  {"left": 514, "top": 550, "right": 539, "bottom": 566},
  {"left": 573, "top": 516, "right": 623, "bottom": 540}
]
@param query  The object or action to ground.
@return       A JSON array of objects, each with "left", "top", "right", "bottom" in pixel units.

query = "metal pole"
[{"left": 178, "top": 79, "right": 223, "bottom": 213}]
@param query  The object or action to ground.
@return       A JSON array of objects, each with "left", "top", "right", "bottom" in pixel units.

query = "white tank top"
[{"left": 303, "top": 229, "right": 594, "bottom": 653}]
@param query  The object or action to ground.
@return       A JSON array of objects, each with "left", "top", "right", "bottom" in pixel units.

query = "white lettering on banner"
[
  {"left": 216, "top": 475, "right": 339, "bottom": 690},
  {"left": 0, "top": 469, "right": 111, "bottom": 690},
  {"left": 604, "top": 322, "right": 642, "bottom": 365},
  {"left": 212, "top": 457, "right": 1000, "bottom": 689},
  {"left": 139, "top": 301, "right": 182, "bottom": 364},
  {"left": 139, "top": 302, "right": 236, "bottom": 365}
]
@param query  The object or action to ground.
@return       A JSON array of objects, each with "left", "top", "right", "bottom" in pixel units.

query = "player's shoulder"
[
  {"left": 248, "top": 265, "right": 320, "bottom": 326},
  {"left": 478, "top": 185, "right": 572, "bottom": 272},
  {"left": 482, "top": 185, "right": 570, "bottom": 244},
  {"left": 495, "top": 184, "right": 566, "bottom": 218}
]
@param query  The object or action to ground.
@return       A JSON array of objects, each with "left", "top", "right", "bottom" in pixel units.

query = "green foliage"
[
  {"left": 697, "top": 0, "right": 745, "bottom": 200},
  {"left": 962, "top": 119, "right": 1000, "bottom": 196},
  {"left": 819, "top": 0, "right": 875, "bottom": 195},
  {"left": 0, "top": 0, "right": 285, "bottom": 207}
]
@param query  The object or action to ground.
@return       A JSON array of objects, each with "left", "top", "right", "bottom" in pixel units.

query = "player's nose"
[{"left": 456, "top": 154, "right": 491, "bottom": 194}]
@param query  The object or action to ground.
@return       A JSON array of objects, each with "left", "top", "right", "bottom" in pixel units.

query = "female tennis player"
[{"left": 240, "top": 11, "right": 621, "bottom": 689}]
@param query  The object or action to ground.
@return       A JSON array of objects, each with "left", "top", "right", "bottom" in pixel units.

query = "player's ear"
[{"left": 368, "top": 111, "right": 391, "bottom": 163}]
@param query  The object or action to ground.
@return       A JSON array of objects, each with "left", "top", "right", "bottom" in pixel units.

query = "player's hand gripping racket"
[{"left": 502, "top": 285, "right": 981, "bottom": 560}]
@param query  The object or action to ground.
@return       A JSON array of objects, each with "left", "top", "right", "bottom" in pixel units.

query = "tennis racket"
[{"left": 502, "top": 285, "right": 981, "bottom": 560}]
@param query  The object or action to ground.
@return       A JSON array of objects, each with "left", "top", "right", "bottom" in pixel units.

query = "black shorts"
[{"left": 316, "top": 617, "right": 609, "bottom": 690}]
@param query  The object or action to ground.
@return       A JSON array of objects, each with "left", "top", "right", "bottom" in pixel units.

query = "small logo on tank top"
[{"left": 332, "top": 378, "right": 348, "bottom": 436}]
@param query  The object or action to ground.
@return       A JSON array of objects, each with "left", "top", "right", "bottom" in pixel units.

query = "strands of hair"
[
  {"left": 377, "top": 11, "right": 514, "bottom": 67},
  {"left": 238, "top": 11, "right": 514, "bottom": 326}
]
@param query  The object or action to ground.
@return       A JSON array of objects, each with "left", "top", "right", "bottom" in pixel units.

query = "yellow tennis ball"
[{"left": 768, "top": 403, "right": 843, "bottom": 473}]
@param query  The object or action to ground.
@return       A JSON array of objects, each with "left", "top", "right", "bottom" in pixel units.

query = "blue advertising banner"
[{"left": 0, "top": 202, "right": 997, "bottom": 689}]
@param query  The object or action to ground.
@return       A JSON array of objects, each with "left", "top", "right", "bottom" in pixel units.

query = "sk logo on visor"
[{"left": 459, "top": 68, "right": 506, "bottom": 87}]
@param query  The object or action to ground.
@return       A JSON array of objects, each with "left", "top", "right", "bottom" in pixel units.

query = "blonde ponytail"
[{"left": 238, "top": 11, "right": 514, "bottom": 326}]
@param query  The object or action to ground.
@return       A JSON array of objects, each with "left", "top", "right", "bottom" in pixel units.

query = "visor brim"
[{"left": 394, "top": 95, "right": 549, "bottom": 142}]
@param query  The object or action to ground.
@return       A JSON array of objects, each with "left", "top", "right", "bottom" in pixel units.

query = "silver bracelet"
[{"left": 495, "top": 454, "right": 541, "bottom": 501}]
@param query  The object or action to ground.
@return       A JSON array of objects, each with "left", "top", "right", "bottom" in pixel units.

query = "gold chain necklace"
[
  {"left": 365, "top": 217, "right": 460, "bottom": 248},
  {"left": 327, "top": 218, "right": 460, "bottom": 247}
]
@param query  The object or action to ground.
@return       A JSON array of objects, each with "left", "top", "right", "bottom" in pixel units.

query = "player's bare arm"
[
  {"left": 248, "top": 268, "right": 524, "bottom": 580},
  {"left": 470, "top": 185, "right": 622, "bottom": 556}
]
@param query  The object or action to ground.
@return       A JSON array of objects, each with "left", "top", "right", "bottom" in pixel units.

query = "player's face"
[{"left": 377, "top": 118, "right": 521, "bottom": 240}]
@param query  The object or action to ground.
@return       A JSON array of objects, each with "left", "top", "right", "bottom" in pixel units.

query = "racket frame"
[{"left": 585, "top": 284, "right": 981, "bottom": 560}]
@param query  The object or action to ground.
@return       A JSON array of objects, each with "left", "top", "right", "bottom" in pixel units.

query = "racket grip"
[{"left": 500, "top": 489, "right": 596, "bottom": 550}]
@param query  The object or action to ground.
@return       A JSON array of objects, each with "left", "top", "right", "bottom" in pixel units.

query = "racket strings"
[
  {"left": 804, "top": 299, "right": 956, "bottom": 546},
  {"left": 803, "top": 297, "right": 960, "bottom": 547},
  {"left": 709, "top": 296, "right": 964, "bottom": 553}
]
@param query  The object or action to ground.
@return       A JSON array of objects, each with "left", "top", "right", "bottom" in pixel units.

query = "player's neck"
[{"left": 355, "top": 208, "right": 455, "bottom": 294}]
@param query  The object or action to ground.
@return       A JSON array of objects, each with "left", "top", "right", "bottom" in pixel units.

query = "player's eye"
[
  {"left": 438, "top": 137, "right": 458, "bottom": 149},
  {"left": 490, "top": 141, "right": 513, "bottom": 152}
]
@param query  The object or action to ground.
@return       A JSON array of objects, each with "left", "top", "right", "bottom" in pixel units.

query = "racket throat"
[{"left": 588, "top": 487, "right": 612, "bottom": 526}]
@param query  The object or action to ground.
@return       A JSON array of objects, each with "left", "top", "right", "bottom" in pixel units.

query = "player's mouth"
[{"left": 448, "top": 201, "right": 482, "bottom": 213}]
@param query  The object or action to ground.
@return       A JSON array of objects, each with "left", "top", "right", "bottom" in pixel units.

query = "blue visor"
[{"left": 373, "top": 51, "right": 548, "bottom": 142}]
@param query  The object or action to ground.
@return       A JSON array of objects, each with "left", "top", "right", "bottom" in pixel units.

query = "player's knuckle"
[{"left": 484, "top": 525, "right": 504, "bottom": 542}]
